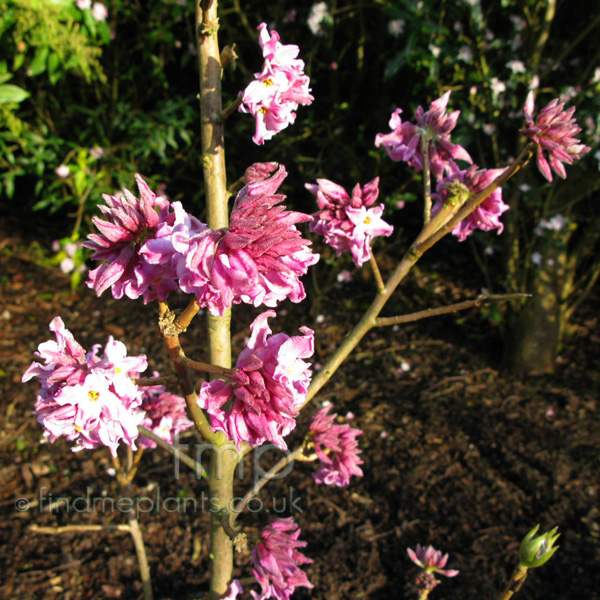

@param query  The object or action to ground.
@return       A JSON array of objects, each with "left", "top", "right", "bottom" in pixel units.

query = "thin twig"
[
  {"left": 30, "top": 523, "right": 131, "bottom": 534},
  {"left": 422, "top": 138, "right": 432, "bottom": 223},
  {"left": 175, "top": 356, "right": 237, "bottom": 378},
  {"left": 232, "top": 445, "right": 309, "bottom": 521},
  {"left": 133, "top": 375, "right": 178, "bottom": 387},
  {"left": 369, "top": 252, "right": 385, "bottom": 293},
  {"left": 174, "top": 298, "right": 201, "bottom": 333},
  {"left": 219, "top": 96, "right": 243, "bottom": 123},
  {"left": 496, "top": 565, "right": 528, "bottom": 600},
  {"left": 138, "top": 426, "right": 207, "bottom": 479},
  {"left": 303, "top": 143, "right": 536, "bottom": 408},
  {"left": 158, "top": 300, "right": 221, "bottom": 444},
  {"left": 376, "top": 293, "right": 530, "bottom": 327},
  {"left": 126, "top": 510, "right": 154, "bottom": 600}
]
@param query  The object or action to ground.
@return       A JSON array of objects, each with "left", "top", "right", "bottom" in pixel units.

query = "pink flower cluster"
[
  {"left": 22, "top": 317, "right": 147, "bottom": 456},
  {"left": 239, "top": 23, "right": 314, "bottom": 145},
  {"left": 84, "top": 174, "right": 181, "bottom": 303},
  {"left": 252, "top": 518, "right": 313, "bottom": 600},
  {"left": 408, "top": 544, "right": 459, "bottom": 577},
  {"left": 432, "top": 163, "right": 509, "bottom": 241},
  {"left": 306, "top": 177, "right": 393, "bottom": 267},
  {"left": 309, "top": 405, "right": 363, "bottom": 486},
  {"left": 521, "top": 91, "right": 591, "bottom": 182},
  {"left": 86, "top": 167, "right": 318, "bottom": 317},
  {"left": 375, "top": 91, "right": 472, "bottom": 180},
  {"left": 138, "top": 376, "right": 193, "bottom": 449},
  {"left": 198, "top": 311, "right": 314, "bottom": 450}
]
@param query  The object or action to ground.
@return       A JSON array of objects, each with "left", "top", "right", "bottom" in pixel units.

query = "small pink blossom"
[
  {"left": 76, "top": 0, "right": 92, "bottom": 9},
  {"left": 223, "top": 580, "right": 243, "bottom": 600},
  {"left": 90, "top": 146, "right": 106, "bottom": 159},
  {"left": 375, "top": 91, "right": 472, "bottom": 180},
  {"left": 309, "top": 405, "right": 363, "bottom": 486},
  {"left": 408, "top": 544, "right": 459, "bottom": 578},
  {"left": 239, "top": 24, "right": 314, "bottom": 144},
  {"left": 91, "top": 2, "right": 108, "bottom": 21},
  {"left": 252, "top": 518, "right": 313, "bottom": 600},
  {"left": 198, "top": 311, "right": 314, "bottom": 450},
  {"left": 521, "top": 91, "right": 591, "bottom": 181},
  {"left": 432, "top": 163, "right": 509, "bottom": 241},
  {"left": 307, "top": 177, "right": 393, "bottom": 267},
  {"left": 138, "top": 382, "right": 193, "bottom": 449},
  {"left": 336, "top": 270, "right": 352, "bottom": 283},
  {"left": 55, "top": 164, "right": 70, "bottom": 178}
]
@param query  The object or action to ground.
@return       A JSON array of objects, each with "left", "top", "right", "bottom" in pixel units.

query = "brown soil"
[{"left": 1, "top": 214, "right": 599, "bottom": 600}]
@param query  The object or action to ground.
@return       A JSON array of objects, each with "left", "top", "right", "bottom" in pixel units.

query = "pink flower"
[
  {"left": 84, "top": 175, "right": 180, "bottom": 303},
  {"left": 22, "top": 318, "right": 147, "bottom": 456},
  {"left": 239, "top": 23, "right": 314, "bottom": 144},
  {"left": 252, "top": 518, "right": 313, "bottom": 600},
  {"left": 407, "top": 544, "right": 459, "bottom": 578},
  {"left": 138, "top": 378, "right": 193, "bottom": 449},
  {"left": 309, "top": 405, "right": 363, "bottom": 486},
  {"left": 55, "top": 164, "right": 70, "bottom": 178},
  {"left": 176, "top": 165, "right": 319, "bottom": 317},
  {"left": 432, "top": 163, "right": 508, "bottom": 241},
  {"left": 91, "top": 2, "right": 108, "bottom": 21},
  {"left": 76, "top": 0, "right": 92, "bottom": 9},
  {"left": 22, "top": 317, "right": 88, "bottom": 388},
  {"left": 198, "top": 311, "right": 314, "bottom": 449},
  {"left": 375, "top": 91, "right": 472, "bottom": 180},
  {"left": 307, "top": 177, "right": 393, "bottom": 267},
  {"left": 223, "top": 580, "right": 243, "bottom": 600},
  {"left": 521, "top": 91, "right": 591, "bottom": 182}
]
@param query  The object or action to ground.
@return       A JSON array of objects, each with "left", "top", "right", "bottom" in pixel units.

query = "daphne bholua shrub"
[{"left": 21, "top": 6, "right": 590, "bottom": 600}]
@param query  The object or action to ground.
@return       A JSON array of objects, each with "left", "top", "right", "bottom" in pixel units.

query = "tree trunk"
[{"left": 504, "top": 229, "right": 569, "bottom": 375}]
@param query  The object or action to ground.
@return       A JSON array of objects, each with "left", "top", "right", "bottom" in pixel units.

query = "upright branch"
[{"left": 196, "top": 2, "right": 235, "bottom": 597}]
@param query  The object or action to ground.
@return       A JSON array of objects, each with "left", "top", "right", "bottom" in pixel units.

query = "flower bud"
[
  {"left": 442, "top": 180, "right": 470, "bottom": 207},
  {"left": 519, "top": 525, "right": 560, "bottom": 568}
]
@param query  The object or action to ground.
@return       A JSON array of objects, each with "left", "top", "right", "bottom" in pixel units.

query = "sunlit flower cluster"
[
  {"left": 252, "top": 518, "right": 313, "bottom": 600},
  {"left": 22, "top": 317, "right": 147, "bottom": 456},
  {"left": 239, "top": 23, "right": 314, "bottom": 145},
  {"left": 309, "top": 405, "right": 363, "bottom": 486},
  {"left": 86, "top": 167, "right": 318, "bottom": 316},
  {"left": 198, "top": 311, "right": 314, "bottom": 450},
  {"left": 307, "top": 177, "right": 393, "bottom": 267},
  {"left": 375, "top": 91, "right": 472, "bottom": 180},
  {"left": 521, "top": 91, "right": 591, "bottom": 182}
]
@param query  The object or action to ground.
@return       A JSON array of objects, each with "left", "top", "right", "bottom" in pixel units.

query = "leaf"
[
  {"left": 74, "top": 169, "right": 87, "bottom": 196},
  {"left": 0, "top": 84, "right": 30, "bottom": 104},
  {"left": 27, "top": 46, "right": 50, "bottom": 77},
  {"left": 47, "top": 52, "right": 61, "bottom": 75},
  {"left": 12, "top": 53, "right": 26, "bottom": 72}
]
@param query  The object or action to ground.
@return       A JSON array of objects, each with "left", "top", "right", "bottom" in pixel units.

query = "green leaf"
[
  {"left": 74, "top": 169, "right": 87, "bottom": 196},
  {"left": 0, "top": 84, "right": 30, "bottom": 104},
  {"left": 27, "top": 46, "right": 50, "bottom": 77},
  {"left": 47, "top": 52, "right": 61, "bottom": 75},
  {"left": 12, "top": 53, "right": 26, "bottom": 71},
  {"left": 4, "top": 175, "right": 15, "bottom": 199}
]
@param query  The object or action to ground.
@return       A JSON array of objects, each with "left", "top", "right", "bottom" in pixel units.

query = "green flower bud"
[
  {"left": 519, "top": 525, "right": 560, "bottom": 568},
  {"left": 442, "top": 180, "right": 470, "bottom": 206}
]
